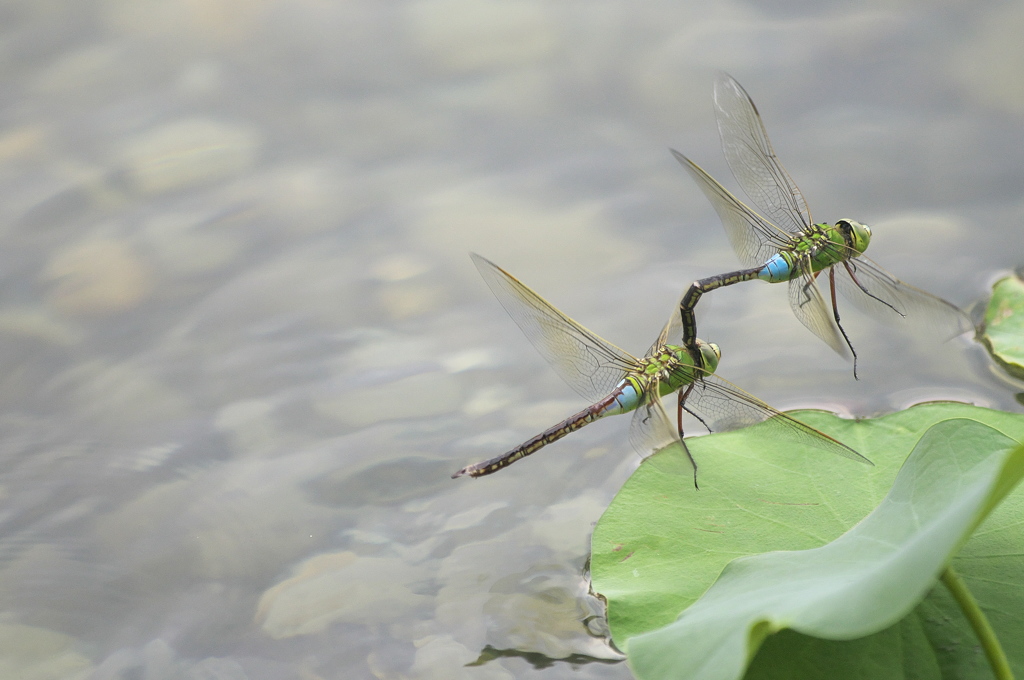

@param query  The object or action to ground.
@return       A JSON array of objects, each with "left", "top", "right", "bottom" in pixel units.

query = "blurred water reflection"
[{"left": 0, "top": 1, "right": 1022, "bottom": 678}]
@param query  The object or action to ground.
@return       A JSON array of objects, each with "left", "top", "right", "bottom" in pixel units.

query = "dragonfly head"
[
  {"left": 836, "top": 219, "right": 871, "bottom": 255},
  {"left": 694, "top": 339, "right": 721, "bottom": 374}
]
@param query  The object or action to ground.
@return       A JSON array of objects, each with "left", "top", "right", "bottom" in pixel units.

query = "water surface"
[{"left": 1, "top": 1, "right": 1023, "bottom": 678}]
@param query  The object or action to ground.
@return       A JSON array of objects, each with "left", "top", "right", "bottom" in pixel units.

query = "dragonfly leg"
[
  {"left": 679, "top": 383, "right": 712, "bottom": 435},
  {"left": 829, "top": 267, "right": 859, "bottom": 380},
  {"left": 843, "top": 260, "right": 906, "bottom": 317},
  {"left": 676, "top": 388, "right": 700, "bottom": 489},
  {"left": 798, "top": 274, "right": 816, "bottom": 308},
  {"left": 676, "top": 384, "right": 689, "bottom": 438}
]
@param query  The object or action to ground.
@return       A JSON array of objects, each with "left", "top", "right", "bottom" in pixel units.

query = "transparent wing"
[
  {"left": 645, "top": 287, "right": 712, "bottom": 355},
  {"left": 472, "top": 253, "right": 640, "bottom": 401},
  {"left": 833, "top": 256, "right": 975, "bottom": 340},
  {"left": 671, "top": 150, "right": 792, "bottom": 268},
  {"left": 647, "top": 298, "right": 684, "bottom": 357},
  {"left": 714, "top": 73, "right": 812, "bottom": 234},
  {"left": 627, "top": 380, "right": 698, "bottom": 478},
  {"left": 684, "top": 371, "right": 871, "bottom": 465},
  {"left": 787, "top": 262, "right": 851, "bottom": 359}
]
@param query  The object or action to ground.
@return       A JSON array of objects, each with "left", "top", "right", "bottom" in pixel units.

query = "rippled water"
[{"left": 1, "top": 1, "right": 1023, "bottom": 678}]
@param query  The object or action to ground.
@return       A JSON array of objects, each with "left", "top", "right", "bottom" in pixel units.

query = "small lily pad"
[
  {"left": 981, "top": 270, "right": 1024, "bottom": 380},
  {"left": 591, "top": 402, "right": 1024, "bottom": 680}
]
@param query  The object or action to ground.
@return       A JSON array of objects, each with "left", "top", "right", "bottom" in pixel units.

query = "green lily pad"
[
  {"left": 982, "top": 270, "right": 1024, "bottom": 380},
  {"left": 590, "top": 402, "right": 1024, "bottom": 680}
]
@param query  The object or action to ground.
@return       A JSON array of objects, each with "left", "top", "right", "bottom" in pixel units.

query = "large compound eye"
[{"left": 842, "top": 220, "right": 872, "bottom": 253}]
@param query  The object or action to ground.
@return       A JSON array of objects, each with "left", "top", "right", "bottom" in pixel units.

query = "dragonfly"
[
  {"left": 452, "top": 253, "right": 871, "bottom": 485},
  {"left": 674, "top": 73, "right": 974, "bottom": 378}
]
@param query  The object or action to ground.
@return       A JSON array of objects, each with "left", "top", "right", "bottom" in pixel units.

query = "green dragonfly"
[
  {"left": 453, "top": 253, "right": 870, "bottom": 484},
  {"left": 674, "top": 73, "right": 974, "bottom": 378}
]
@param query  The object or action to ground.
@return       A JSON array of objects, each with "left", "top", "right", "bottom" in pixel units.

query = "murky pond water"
[{"left": 1, "top": 1, "right": 1023, "bottom": 678}]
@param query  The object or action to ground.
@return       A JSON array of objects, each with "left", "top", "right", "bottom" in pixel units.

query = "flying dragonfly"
[
  {"left": 675, "top": 73, "right": 974, "bottom": 378},
  {"left": 453, "top": 254, "right": 870, "bottom": 485}
]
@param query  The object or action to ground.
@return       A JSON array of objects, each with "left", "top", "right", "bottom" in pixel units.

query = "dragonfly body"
[
  {"left": 674, "top": 74, "right": 971, "bottom": 375},
  {"left": 453, "top": 342, "right": 720, "bottom": 478},
  {"left": 454, "top": 253, "right": 870, "bottom": 483},
  {"left": 761, "top": 220, "right": 872, "bottom": 282},
  {"left": 680, "top": 219, "right": 874, "bottom": 357}
]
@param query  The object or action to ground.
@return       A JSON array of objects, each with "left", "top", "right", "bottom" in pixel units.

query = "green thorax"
[
  {"left": 630, "top": 340, "right": 721, "bottom": 397},
  {"left": 782, "top": 220, "right": 872, "bottom": 273}
]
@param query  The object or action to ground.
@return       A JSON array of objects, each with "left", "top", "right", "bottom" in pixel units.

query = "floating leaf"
[
  {"left": 591, "top": 402, "right": 1024, "bottom": 680},
  {"left": 981, "top": 270, "right": 1024, "bottom": 380}
]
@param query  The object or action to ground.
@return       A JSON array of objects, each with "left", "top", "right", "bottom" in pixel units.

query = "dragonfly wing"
[
  {"left": 646, "top": 297, "right": 684, "bottom": 356},
  {"left": 671, "top": 150, "right": 792, "bottom": 269},
  {"left": 684, "top": 373, "right": 871, "bottom": 465},
  {"left": 787, "top": 263, "right": 851, "bottom": 359},
  {"left": 471, "top": 253, "right": 639, "bottom": 401},
  {"left": 834, "top": 256, "right": 975, "bottom": 340},
  {"left": 627, "top": 381, "right": 698, "bottom": 477},
  {"left": 713, "top": 73, "right": 812, "bottom": 234}
]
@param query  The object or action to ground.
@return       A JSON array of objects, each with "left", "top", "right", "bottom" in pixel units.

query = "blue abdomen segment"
[
  {"left": 758, "top": 253, "right": 792, "bottom": 283},
  {"left": 602, "top": 379, "right": 642, "bottom": 415}
]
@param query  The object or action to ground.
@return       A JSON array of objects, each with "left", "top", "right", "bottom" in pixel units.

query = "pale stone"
[
  {"left": 258, "top": 163, "right": 375, "bottom": 234},
  {"left": 93, "top": 468, "right": 338, "bottom": 583},
  {"left": 406, "top": 635, "right": 514, "bottom": 680},
  {"left": 370, "top": 253, "right": 433, "bottom": 283},
  {"left": 440, "top": 348, "right": 501, "bottom": 374},
  {"left": 375, "top": 280, "right": 449, "bottom": 321},
  {"left": 436, "top": 536, "right": 621, "bottom": 662},
  {"left": 0, "top": 125, "right": 47, "bottom": 163},
  {"left": 462, "top": 385, "right": 518, "bottom": 417},
  {"left": 0, "top": 623, "right": 93, "bottom": 680},
  {"left": 411, "top": 183, "right": 642, "bottom": 294},
  {"left": 43, "top": 239, "right": 155, "bottom": 316},
  {"left": 257, "top": 552, "right": 431, "bottom": 638},
  {"left": 529, "top": 491, "right": 608, "bottom": 557},
  {"left": 121, "top": 118, "right": 261, "bottom": 194},
  {"left": 0, "top": 307, "right": 81, "bottom": 345}
]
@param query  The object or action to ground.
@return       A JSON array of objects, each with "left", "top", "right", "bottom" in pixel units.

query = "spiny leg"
[
  {"left": 828, "top": 267, "right": 859, "bottom": 380},
  {"left": 679, "top": 382, "right": 712, "bottom": 435},
  {"left": 788, "top": 263, "right": 853, "bottom": 360},
  {"left": 798, "top": 272, "right": 815, "bottom": 308},
  {"left": 675, "top": 388, "right": 700, "bottom": 489}
]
